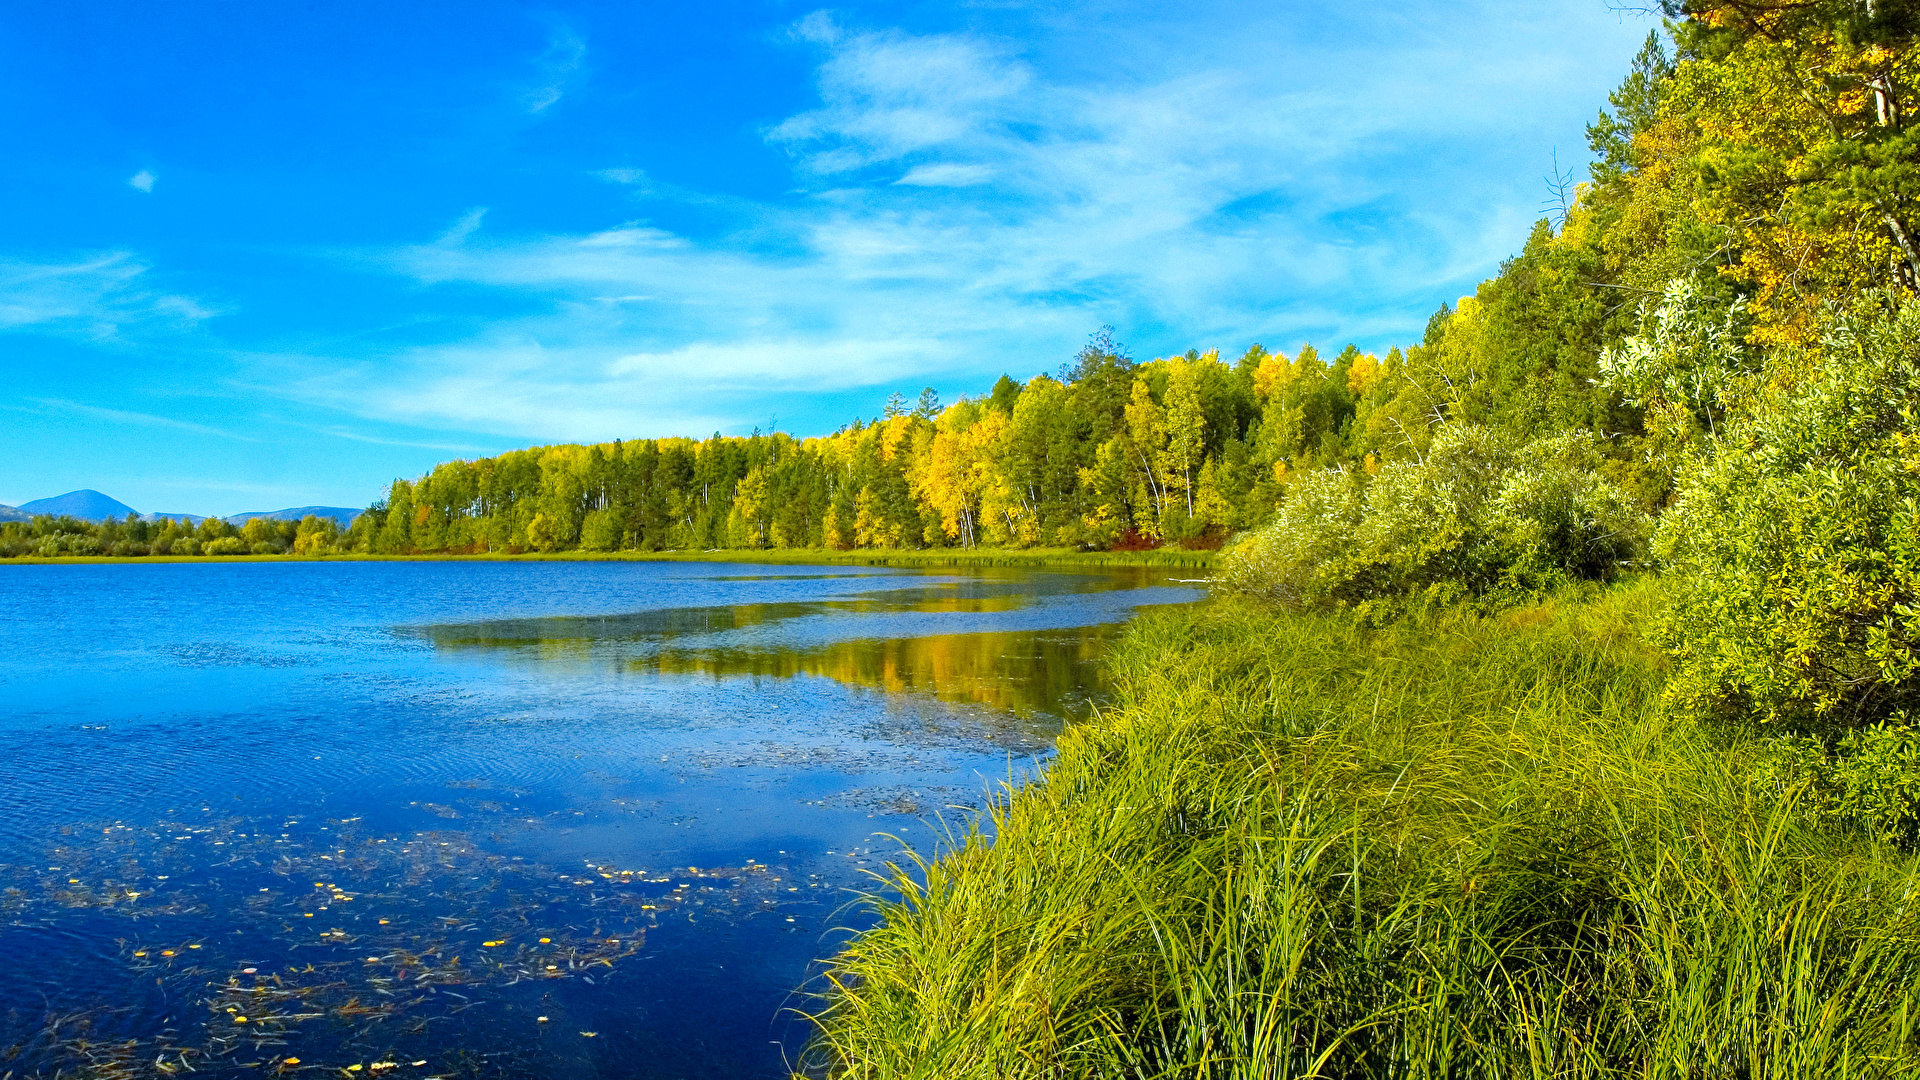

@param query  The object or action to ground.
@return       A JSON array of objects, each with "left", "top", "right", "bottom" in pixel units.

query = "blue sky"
[{"left": 0, "top": 0, "right": 1656, "bottom": 515}]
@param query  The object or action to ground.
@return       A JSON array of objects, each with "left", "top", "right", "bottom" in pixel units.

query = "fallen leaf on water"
[{"left": 580, "top": 1032, "right": 597, "bottom": 1038}]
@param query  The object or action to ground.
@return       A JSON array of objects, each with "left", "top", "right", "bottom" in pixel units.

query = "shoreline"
[{"left": 0, "top": 546, "right": 1220, "bottom": 570}]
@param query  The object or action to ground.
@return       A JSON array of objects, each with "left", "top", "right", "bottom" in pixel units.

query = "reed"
[{"left": 802, "top": 581, "right": 1920, "bottom": 1078}]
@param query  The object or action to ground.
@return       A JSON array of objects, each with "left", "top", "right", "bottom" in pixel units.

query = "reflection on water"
[
  {"left": 642, "top": 626, "right": 1122, "bottom": 723},
  {"left": 0, "top": 560, "right": 1199, "bottom": 1079},
  {"left": 417, "top": 575, "right": 1192, "bottom": 727}
]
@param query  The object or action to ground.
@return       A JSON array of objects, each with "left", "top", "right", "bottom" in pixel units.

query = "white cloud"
[
  {"left": 273, "top": 3, "right": 1654, "bottom": 441},
  {"left": 25, "top": 398, "right": 253, "bottom": 441},
  {"left": 895, "top": 163, "right": 994, "bottom": 187},
  {"left": 0, "top": 252, "right": 213, "bottom": 338},
  {"left": 522, "top": 25, "right": 586, "bottom": 114},
  {"left": 128, "top": 170, "right": 155, "bottom": 193},
  {"left": 436, "top": 208, "right": 488, "bottom": 245},
  {"left": 769, "top": 21, "right": 1030, "bottom": 175}
]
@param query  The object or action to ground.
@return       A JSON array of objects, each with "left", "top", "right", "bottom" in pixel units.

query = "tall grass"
[{"left": 801, "top": 582, "right": 1920, "bottom": 1078}]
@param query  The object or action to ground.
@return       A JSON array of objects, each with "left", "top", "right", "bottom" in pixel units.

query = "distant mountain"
[
  {"left": 16, "top": 490, "right": 140, "bottom": 522},
  {"left": 227, "top": 506, "right": 362, "bottom": 528},
  {"left": 3, "top": 491, "right": 363, "bottom": 529}
]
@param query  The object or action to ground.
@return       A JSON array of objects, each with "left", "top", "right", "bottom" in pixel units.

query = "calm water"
[{"left": 0, "top": 560, "right": 1199, "bottom": 1079}]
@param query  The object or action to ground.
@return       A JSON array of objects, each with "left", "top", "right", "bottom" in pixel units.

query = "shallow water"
[{"left": 0, "top": 560, "right": 1198, "bottom": 1079}]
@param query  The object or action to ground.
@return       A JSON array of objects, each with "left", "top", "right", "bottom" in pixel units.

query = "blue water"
[{"left": 0, "top": 560, "right": 1198, "bottom": 1079}]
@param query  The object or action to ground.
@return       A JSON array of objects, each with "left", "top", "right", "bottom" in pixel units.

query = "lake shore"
[
  {"left": 801, "top": 581, "right": 1920, "bottom": 1076},
  {"left": 0, "top": 545, "right": 1220, "bottom": 570}
]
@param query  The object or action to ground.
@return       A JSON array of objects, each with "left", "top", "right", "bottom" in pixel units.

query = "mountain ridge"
[{"left": 6, "top": 490, "right": 362, "bottom": 527}]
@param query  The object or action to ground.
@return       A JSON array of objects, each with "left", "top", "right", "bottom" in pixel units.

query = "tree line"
[{"left": 0, "top": 513, "right": 343, "bottom": 559}]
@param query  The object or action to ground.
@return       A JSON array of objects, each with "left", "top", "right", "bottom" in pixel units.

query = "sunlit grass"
[{"left": 802, "top": 581, "right": 1920, "bottom": 1078}]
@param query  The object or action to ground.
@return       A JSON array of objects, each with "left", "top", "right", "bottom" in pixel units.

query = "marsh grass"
[{"left": 802, "top": 582, "right": 1920, "bottom": 1078}]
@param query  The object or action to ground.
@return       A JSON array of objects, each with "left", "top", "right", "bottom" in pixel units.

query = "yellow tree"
[
  {"left": 1643, "top": 2, "right": 1920, "bottom": 341},
  {"left": 1123, "top": 377, "right": 1169, "bottom": 533},
  {"left": 1161, "top": 355, "right": 1210, "bottom": 516},
  {"left": 915, "top": 402, "right": 1006, "bottom": 548}
]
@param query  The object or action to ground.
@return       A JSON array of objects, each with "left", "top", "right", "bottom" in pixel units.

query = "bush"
[
  {"left": 1219, "top": 426, "right": 1648, "bottom": 619},
  {"left": 1656, "top": 300, "right": 1920, "bottom": 727},
  {"left": 1756, "top": 722, "right": 1920, "bottom": 847},
  {"left": 169, "top": 538, "right": 201, "bottom": 556},
  {"left": 204, "top": 537, "right": 249, "bottom": 556}
]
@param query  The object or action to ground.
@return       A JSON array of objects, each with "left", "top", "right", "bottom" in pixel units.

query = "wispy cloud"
[
  {"left": 292, "top": 423, "right": 497, "bottom": 454},
  {"left": 255, "top": 3, "right": 1650, "bottom": 442},
  {"left": 436, "top": 208, "right": 489, "bottom": 245},
  {"left": 128, "top": 169, "right": 155, "bottom": 193},
  {"left": 22, "top": 398, "right": 254, "bottom": 440},
  {"left": 522, "top": 24, "right": 586, "bottom": 114},
  {"left": 895, "top": 163, "right": 994, "bottom": 187},
  {"left": 0, "top": 253, "right": 213, "bottom": 339}
]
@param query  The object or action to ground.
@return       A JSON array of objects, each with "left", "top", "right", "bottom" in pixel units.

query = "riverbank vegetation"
[
  {"left": 805, "top": 1, "right": 1920, "bottom": 1074},
  {"left": 805, "top": 587, "right": 1920, "bottom": 1077}
]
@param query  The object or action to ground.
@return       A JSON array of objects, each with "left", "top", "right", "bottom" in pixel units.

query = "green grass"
[
  {"left": 801, "top": 581, "right": 1920, "bottom": 1078},
  {"left": 0, "top": 546, "right": 1218, "bottom": 570}
]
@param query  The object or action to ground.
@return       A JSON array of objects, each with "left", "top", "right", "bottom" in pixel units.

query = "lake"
[{"left": 0, "top": 560, "right": 1200, "bottom": 1079}]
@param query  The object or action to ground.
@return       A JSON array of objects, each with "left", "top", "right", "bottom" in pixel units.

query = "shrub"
[
  {"left": 204, "top": 537, "right": 249, "bottom": 556},
  {"left": 1220, "top": 425, "right": 1648, "bottom": 619},
  {"left": 1656, "top": 300, "right": 1920, "bottom": 727},
  {"left": 1756, "top": 722, "right": 1920, "bottom": 847}
]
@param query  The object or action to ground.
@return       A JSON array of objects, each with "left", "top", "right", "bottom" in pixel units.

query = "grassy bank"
[
  {"left": 803, "top": 582, "right": 1920, "bottom": 1078},
  {"left": 0, "top": 546, "right": 1218, "bottom": 570}
]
